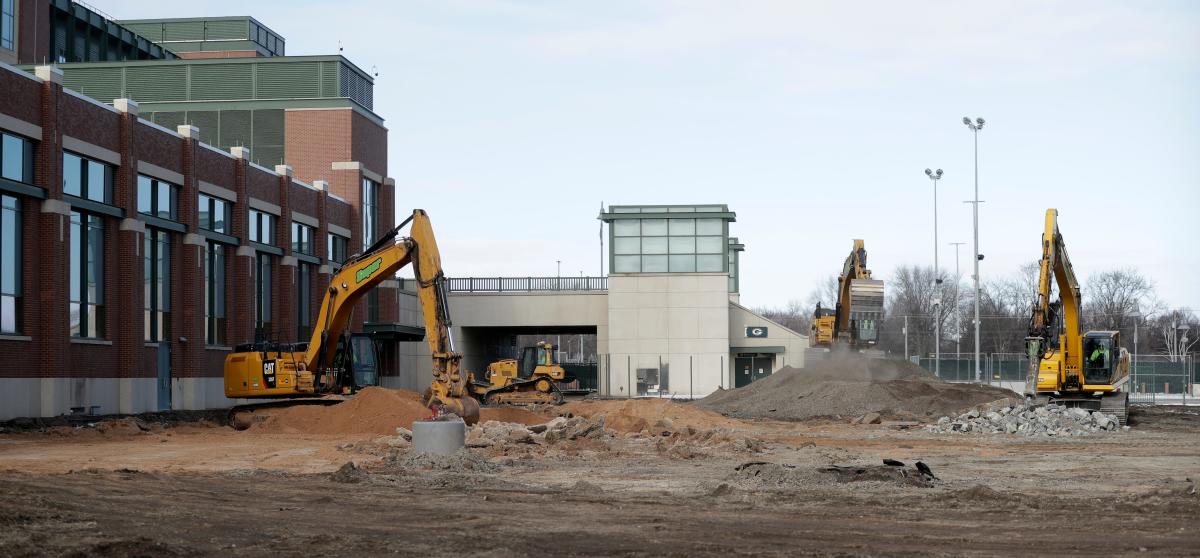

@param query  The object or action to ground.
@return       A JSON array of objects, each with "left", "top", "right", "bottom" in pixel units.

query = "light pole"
[
  {"left": 962, "top": 116, "right": 985, "bottom": 383},
  {"left": 924, "top": 168, "right": 943, "bottom": 377},
  {"left": 950, "top": 241, "right": 966, "bottom": 361},
  {"left": 556, "top": 260, "right": 561, "bottom": 278},
  {"left": 1129, "top": 308, "right": 1141, "bottom": 378}
]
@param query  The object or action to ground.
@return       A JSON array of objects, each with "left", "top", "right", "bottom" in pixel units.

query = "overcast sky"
[{"left": 106, "top": 0, "right": 1200, "bottom": 311}]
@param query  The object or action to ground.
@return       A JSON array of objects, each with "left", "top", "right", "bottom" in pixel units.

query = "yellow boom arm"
[
  {"left": 303, "top": 209, "right": 479, "bottom": 423},
  {"left": 1027, "top": 209, "right": 1083, "bottom": 372}
]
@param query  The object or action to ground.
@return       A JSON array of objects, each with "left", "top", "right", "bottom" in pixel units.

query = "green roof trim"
[{"left": 730, "top": 346, "right": 787, "bottom": 354}]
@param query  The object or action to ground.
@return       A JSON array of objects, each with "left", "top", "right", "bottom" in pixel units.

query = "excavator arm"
[
  {"left": 1026, "top": 209, "right": 1083, "bottom": 384},
  {"left": 301, "top": 209, "right": 480, "bottom": 424}
]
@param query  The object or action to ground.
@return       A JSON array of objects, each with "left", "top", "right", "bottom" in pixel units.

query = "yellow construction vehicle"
[
  {"left": 223, "top": 209, "right": 481, "bottom": 425},
  {"left": 810, "top": 239, "right": 884, "bottom": 350},
  {"left": 470, "top": 342, "right": 566, "bottom": 405},
  {"left": 1025, "top": 209, "right": 1129, "bottom": 423}
]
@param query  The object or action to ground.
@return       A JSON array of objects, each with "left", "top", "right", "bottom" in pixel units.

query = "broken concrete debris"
[{"left": 926, "top": 404, "right": 1122, "bottom": 437}]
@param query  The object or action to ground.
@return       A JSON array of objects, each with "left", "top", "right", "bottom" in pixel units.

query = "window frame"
[
  {"left": 291, "top": 222, "right": 314, "bottom": 255},
  {"left": 144, "top": 227, "right": 171, "bottom": 342},
  {"left": 198, "top": 193, "right": 231, "bottom": 235},
  {"left": 296, "top": 262, "right": 311, "bottom": 342},
  {"left": 249, "top": 209, "right": 276, "bottom": 245},
  {"left": 137, "top": 175, "right": 179, "bottom": 221},
  {"left": 327, "top": 232, "right": 348, "bottom": 265},
  {"left": 205, "top": 241, "right": 226, "bottom": 345},
  {"left": 361, "top": 178, "right": 378, "bottom": 246},
  {"left": 69, "top": 210, "right": 105, "bottom": 339},
  {"left": 255, "top": 251, "right": 272, "bottom": 339},
  {"left": 0, "top": 132, "right": 34, "bottom": 185},
  {"left": 0, "top": 194, "right": 20, "bottom": 334},
  {"left": 1, "top": 0, "right": 14, "bottom": 51},
  {"left": 63, "top": 151, "right": 114, "bottom": 204}
]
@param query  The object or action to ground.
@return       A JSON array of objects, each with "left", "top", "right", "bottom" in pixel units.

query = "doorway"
[{"left": 734, "top": 353, "right": 775, "bottom": 388}]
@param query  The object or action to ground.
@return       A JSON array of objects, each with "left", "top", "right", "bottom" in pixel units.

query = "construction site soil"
[
  {"left": 1, "top": 389, "right": 1197, "bottom": 556},
  {"left": 698, "top": 359, "right": 1023, "bottom": 421}
]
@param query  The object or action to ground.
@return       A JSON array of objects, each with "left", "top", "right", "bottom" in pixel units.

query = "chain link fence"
[{"left": 913, "top": 352, "right": 1197, "bottom": 405}]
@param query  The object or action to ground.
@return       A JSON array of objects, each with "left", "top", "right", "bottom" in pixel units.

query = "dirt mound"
[
  {"left": 697, "top": 358, "right": 1020, "bottom": 422},
  {"left": 250, "top": 387, "right": 433, "bottom": 435},
  {"left": 558, "top": 398, "right": 738, "bottom": 434}
]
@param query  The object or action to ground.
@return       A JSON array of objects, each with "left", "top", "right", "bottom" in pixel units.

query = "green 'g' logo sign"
[{"left": 355, "top": 257, "right": 383, "bottom": 284}]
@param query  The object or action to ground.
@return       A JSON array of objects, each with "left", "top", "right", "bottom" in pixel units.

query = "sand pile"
[
  {"left": 697, "top": 358, "right": 1020, "bottom": 422},
  {"left": 558, "top": 398, "right": 739, "bottom": 434},
  {"left": 249, "top": 387, "right": 549, "bottom": 436}
]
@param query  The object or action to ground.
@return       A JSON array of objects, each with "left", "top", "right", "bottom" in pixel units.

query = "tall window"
[
  {"left": 255, "top": 252, "right": 272, "bottom": 339},
  {"left": 137, "top": 175, "right": 178, "bottom": 220},
  {"left": 144, "top": 229, "right": 170, "bottom": 342},
  {"left": 198, "top": 194, "right": 231, "bottom": 234},
  {"left": 291, "top": 222, "right": 314, "bottom": 255},
  {"left": 328, "top": 233, "right": 348, "bottom": 264},
  {"left": 367, "top": 290, "right": 379, "bottom": 323},
  {"left": 1, "top": 132, "right": 33, "bottom": 184},
  {"left": 0, "top": 195, "right": 19, "bottom": 333},
  {"left": 69, "top": 211, "right": 104, "bottom": 338},
  {"left": 296, "top": 263, "right": 311, "bottom": 341},
  {"left": 249, "top": 209, "right": 276, "bottom": 245},
  {"left": 362, "top": 178, "right": 378, "bottom": 246},
  {"left": 1, "top": 0, "right": 14, "bottom": 51},
  {"left": 204, "top": 242, "right": 226, "bottom": 345}
]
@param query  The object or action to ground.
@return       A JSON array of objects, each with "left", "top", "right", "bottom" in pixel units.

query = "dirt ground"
[{"left": 0, "top": 402, "right": 1198, "bottom": 557}]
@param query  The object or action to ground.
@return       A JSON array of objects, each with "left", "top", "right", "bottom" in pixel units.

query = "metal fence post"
[
  {"left": 627, "top": 355, "right": 632, "bottom": 399},
  {"left": 690, "top": 355, "right": 694, "bottom": 401}
]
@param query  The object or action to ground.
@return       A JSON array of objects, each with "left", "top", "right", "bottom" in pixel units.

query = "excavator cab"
[
  {"left": 1082, "top": 332, "right": 1118, "bottom": 385},
  {"left": 516, "top": 344, "right": 554, "bottom": 380}
]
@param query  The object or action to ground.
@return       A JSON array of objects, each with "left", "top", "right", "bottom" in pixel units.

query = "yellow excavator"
[
  {"left": 1025, "top": 208, "right": 1129, "bottom": 424},
  {"left": 810, "top": 239, "right": 885, "bottom": 349},
  {"left": 223, "top": 209, "right": 481, "bottom": 425},
  {"left": 470, "top": 342, "right": 567, "bottom": 405}
]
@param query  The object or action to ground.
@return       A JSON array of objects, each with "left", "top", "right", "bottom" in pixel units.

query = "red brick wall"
[
  {"left": 196, "top": 148, "right": 235, "bottom": 186},
  {"left": 284, "top": 109, "right": 351, "bottom": 185},
  {"left": 134, "top": 124, "right": 182, "bottom": 172},
  {"left": 246, "top": 167, "right": 279, "bottom": 204},
  {"left": 289, "top": 182, "right": 319, "bottom": 217},
  {"left": 59, "top": 95, "right": 120, "bottom": 152},
  {"left": 0, "top": 71, "right": 40, "bottom": 123},
  {"left": 350, "top": 112, "right": 388, "bottom": 178}
]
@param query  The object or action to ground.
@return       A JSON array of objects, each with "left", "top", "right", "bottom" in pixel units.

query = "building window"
[
  {"left": 198, "top": 194, "right": 231, "bottom": 234},
  {"left": 144, "top": 228, "right": 171, "bottom": 342},
  {"left": 367, "top": 290, "right": 379, "bottom": 323},
  {"left": 69, "top": 211, "right": 105, "bottom": 338},
  {"left": 296, "top": 263, "right": 311, "bottom": 341},
  {"left": 362, "top": 178, "right": 378, "bottom": 246},
  {"left": 0, "top": 195, "right": 19, "bottom": 333},
  {"left": 611, "top": 216, "right": 726, "bottom": 274},
  {"left": 204, "top": 241, "right": 226, "bottom": 345},
  {"left": 137, "top": 175, "right": 178, "bottom": 221},
  {"left": 1, "top": 132, "right": 33, "bottom": 184},
  {"left": 63, "top": 152, "right": 113, "bottom": 204},
  {"left": 255, "top": 252, "right": 272, "bottom": 339},
  {"left": 1, "top": 0, "right": 14, "bottom": 51},
  {"left": 291, "top": 222, "right": 314, "bottom": 255},
  {"left": 328, "top": 233, "right": 348, "bottom": 264},
  {"left": 249, "top": 209, "right": 276, "bottom": 245}
]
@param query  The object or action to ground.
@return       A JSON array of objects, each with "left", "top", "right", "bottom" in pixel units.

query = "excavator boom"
[{"left": 811, "top": 240, "right": 883, "bottom": 349}]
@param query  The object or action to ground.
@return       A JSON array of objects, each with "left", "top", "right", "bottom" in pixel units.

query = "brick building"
[{"left": 0, "top": 2, "right": 403, "bottom": 420}]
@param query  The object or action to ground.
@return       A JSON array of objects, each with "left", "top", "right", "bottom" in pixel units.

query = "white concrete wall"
[
  {"left": 605, "top": 273, "right": 729, "bottom": 398},
  {"left": 727, "top": 302, "right": 809, "bottom": 384}
]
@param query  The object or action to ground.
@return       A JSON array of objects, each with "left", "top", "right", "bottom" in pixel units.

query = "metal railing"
[{"left": 446, "top": 276, "right": 608, "bottom": 293}]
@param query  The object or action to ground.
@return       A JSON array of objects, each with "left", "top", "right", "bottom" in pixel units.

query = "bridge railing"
[{"left": 443, "top": 276, "right": 608, "bottom": 293}]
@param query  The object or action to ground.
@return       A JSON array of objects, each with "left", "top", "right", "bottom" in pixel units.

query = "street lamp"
[
  {"left": 1129, "top": 308, "right": 1141, "bottom": 377},
  {"left": 950, "top": 241, "right": 966, "bottom": 360},
  {"left": 962, "top": 116, "right": 985, "bottom": 383},
  {"left": 924, "top": 168, "right": 943, "bottom": 377}
]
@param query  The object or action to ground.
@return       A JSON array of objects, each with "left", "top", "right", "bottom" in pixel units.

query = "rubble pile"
[
  {"left": 653, "top": 426, "right": 764, "bottom": 459},
  {"left": 466, "top": 416, "right": 610, "bottom": 448},
  {"left": 925, "top": 404, "right": 1124, "bottom": 437}
]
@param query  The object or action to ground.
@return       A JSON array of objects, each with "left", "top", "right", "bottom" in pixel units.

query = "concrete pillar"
[
  {"left": 113, "top": 99, "right": 145, "bottom": 409},
  {"left": 229, "top": 147, "right": 253, "bottom": 346},
  {"left": 33, "top": 66, "right": 68, "bottom": 416}
]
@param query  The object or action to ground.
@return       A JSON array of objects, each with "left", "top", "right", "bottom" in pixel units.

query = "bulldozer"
[{"left": 471, "top": 342, "right": 566, "bottom": 405}]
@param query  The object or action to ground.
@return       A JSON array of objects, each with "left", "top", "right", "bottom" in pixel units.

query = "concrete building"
[
  {"left": 0, "top": 2, "right": 400, "bottom": 420},
  {"left": 391, "top": 204, "right": 808, "bottom": 398}
]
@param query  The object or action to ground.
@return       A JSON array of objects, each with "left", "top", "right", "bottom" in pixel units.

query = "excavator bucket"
[{"left": 848, "top": 279, "right": 885, "bottom": 344}]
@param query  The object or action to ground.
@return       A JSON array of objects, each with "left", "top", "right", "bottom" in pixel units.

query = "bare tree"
[
  {"left": 1083, "top": 268, "right": 1156, "bottom": 331},
  {"left": 804, "top": 275, "right": 839, "bottom": 309},
  {"left": 1149, "top": 308, "right": 1198, "bottom": 362},
  {"left": 751, "top": 299, "right": 809, "bottom": 333}
]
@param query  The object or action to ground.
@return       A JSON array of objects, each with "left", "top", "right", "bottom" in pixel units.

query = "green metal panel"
[
  {"left": 219, "top": 110, "right": 252, "bottom": 150},
  {"left": 256, "top": 61, "right": 319, "bottom": 99},
  {"left": 125, "top": 65, "right": 187, "bottom": 102},
  {"left": 163, "top": 21, "right": 205, "bottom": 42},
  {"left": 189, "top": 63, "right": 253, "bottom": 101},
  {"left": 150, "top": 111, "right": 186, "bottom": 131},
  {"left": 252, "top": 109, "right": 284, "bottom": 146},
  {"left": 253, "top": 145, "right": 284, "bottom": 169},
  {"left": 204, "top": 19, "right": 248, "bottom": 41},
  {"left": 123, "top": 22, "right": 163, "bottom": 42},
  {"left": 185, "top": 111, "right": 219, "bottom": 146},
  {"left": 319, "top": 61, "right": 339, "bottom": 98},
  {"left": 62, "top": 67, "right": 124, "bottom": 103}
]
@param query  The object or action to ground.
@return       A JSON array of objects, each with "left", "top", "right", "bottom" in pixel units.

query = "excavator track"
[
  {"left": 1099, "top": 391, "right": 1129, "bottom": 427},
  {"left": 481, "top": 378, "right": 564, "bottom": 406}
]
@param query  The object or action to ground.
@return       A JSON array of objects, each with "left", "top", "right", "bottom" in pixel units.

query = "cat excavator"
[
  {"left": 1025, "top": 208, "right": 1129, "bottom": 424},
  {"left": 810, "top": 239, "right": 885, "bottom": 350},
  {"left": 223, "top": 209, "right": 481, "bottom": 425}
]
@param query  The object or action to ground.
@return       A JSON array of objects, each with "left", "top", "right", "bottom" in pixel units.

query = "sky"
[{"left": 105, "top": 0, "right": 1200, "bottom": 311}]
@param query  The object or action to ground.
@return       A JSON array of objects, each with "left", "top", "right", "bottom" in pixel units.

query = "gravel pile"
[{"left": 925, "top": 404, "right": 1124, "bottom": 437}]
